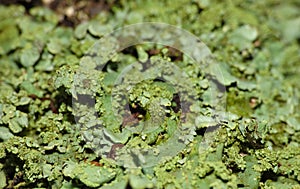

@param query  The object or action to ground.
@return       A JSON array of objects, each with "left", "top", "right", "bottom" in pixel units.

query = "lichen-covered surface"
[{"left": 0, "top": 0, "right": 300, "bottom": 188}]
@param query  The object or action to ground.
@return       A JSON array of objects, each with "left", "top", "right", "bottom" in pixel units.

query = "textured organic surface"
[{"left": 0, "top": 0, "right": 299, "bottom": 188}]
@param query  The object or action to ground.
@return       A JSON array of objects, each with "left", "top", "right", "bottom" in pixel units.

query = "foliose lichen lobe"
[{"left": 0, "top": 0, "right": 299, "bottom": 188}]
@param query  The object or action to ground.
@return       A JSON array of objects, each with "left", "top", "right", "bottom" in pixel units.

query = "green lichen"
[{"left": 0, "top": 0, "right": 299, "bottom": 188}]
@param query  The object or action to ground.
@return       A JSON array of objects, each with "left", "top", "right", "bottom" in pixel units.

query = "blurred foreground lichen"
[{"left": 0, "top": 0, "right": 300, "bottom": 188}]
